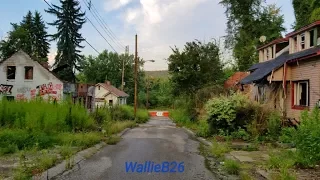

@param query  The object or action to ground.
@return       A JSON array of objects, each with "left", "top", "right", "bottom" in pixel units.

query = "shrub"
[
  {"left": 279, "top": 127, "right": 296, "bottom": 144},
  {"left": 136, "top": 109, "right": 149, "bottom": 123},
  {"left": 230, "top": 128, "right": 250, "bottom": 141},
  {"left": 293, "top": 107, "right": 320, "bottom": 167},
  {"left": 266, "top": 111, "right": 282, "bottom": 141},
  {"left": 223, "top": 159, "right": 241, "bottom": 175},
  {"left": 91, "top": 107, "right": 112, "bottom": 125},
  {"left": 205, "top": 93, "right": 258, "bottom": 134}
]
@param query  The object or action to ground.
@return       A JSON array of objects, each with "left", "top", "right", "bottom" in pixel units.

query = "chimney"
[{"left": 105, "top": 81, "right": 111, "bottom": 85}]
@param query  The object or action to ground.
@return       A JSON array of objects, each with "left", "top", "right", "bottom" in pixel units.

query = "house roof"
[
  {"left": 241, "top": 46, "right": 320, "bottom": 84},
  {"left": 97, "top": 83, "right": 129, "bottom": 97},
  {"left": 224, "top": 72, "right": 249, "bottom": 88},
  {"left": 0, "top": 50, "right": 63, "bottom": 82},
  {"left": 286, "top": 20, "right": 320, "bottom": 37}
]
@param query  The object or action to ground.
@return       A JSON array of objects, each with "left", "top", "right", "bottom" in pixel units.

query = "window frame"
[
  {"left": 292, "top": 80, "right": 310, "bottom": 109},
  {"left": 301, "top": 33, "right": 305, "bottom": 50},
  {"left": 310, "top": 29, "right": 315, "bottom": 47},
  {"left": 24, "top": 66, "right": 33, "bottom": 80},
  {"left": 6, "top": 66, "right": 16, "bottom": 80}
]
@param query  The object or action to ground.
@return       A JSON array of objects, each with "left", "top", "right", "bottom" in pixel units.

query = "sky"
[{"left": 0, "top": 0, "right": 295, "bottom": 70}]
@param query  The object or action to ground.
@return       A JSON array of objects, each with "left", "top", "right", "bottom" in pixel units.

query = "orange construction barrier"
[{"left": 149, "top": 111, "right": 169, "bottom": 117}]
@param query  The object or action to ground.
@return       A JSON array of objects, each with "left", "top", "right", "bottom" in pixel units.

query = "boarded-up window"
[
  {"left": 25, "top": 66, "right": 33, "bottom": 80},
  {"left": 7, "top": 66, "right": 16, "bottom": 80}
]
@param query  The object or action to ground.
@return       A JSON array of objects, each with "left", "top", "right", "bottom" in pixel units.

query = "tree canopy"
[
  {"left": 168, "top": 40, "right": 224, "bottom": 96},
  {"left": 220, "top": 0, "right": 285, "bottom": 71},
  {"left": 46, "top": 0, "right": 86, "bottom": 82},
  {"left": 293, "top": 0, "right": 320, "bottom": 29},
  {"left": 0, "top": 11, "right": 50, "bottom": 61}
]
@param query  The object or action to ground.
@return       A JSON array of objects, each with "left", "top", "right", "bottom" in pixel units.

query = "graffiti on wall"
[
  {"left": 35, "top": 82, "right": 62, "bottom": 101},
  {"left": 16, "top": 94, "right": 27, "bottom": 101},
  {"left": 0, "top": 84, "right": 13, "bottom": 95}
]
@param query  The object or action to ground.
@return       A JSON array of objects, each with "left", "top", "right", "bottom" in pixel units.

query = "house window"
[
  {"left": 271, "top": 46, "right": 274, "bottom": 59},
  {"left": 98, "top": 86, "right": 100, "bottom": 90},
  {"left": 310, "top": 30, "right": 315, "bottom": 47},
  {"left": 295, "top": 81, "right": 309, "bottom": 106},
  {"left": 301, "top": 33, "right": 305, "bottom": 50},
  {"left": 266, "top": 49, "right": 269, "bottom": 60},
  {"left": 24, "top": 66, "right": 33, "bottom": 80},
  {"left": 109, "top": 100, "right": 113, "bottom": 106},
  {"left": 7, "top": 66, "right": 16, "bottom": 80}
]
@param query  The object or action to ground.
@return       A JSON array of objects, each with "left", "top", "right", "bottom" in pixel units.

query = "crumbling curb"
[{"left": 32, "top": 127, "right": 132, "bottom": 180}]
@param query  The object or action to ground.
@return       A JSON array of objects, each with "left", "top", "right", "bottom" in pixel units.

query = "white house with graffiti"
[{"left": 0, "top": 51, "right": 63, "bottom": 101}]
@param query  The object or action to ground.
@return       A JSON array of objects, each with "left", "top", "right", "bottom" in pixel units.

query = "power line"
[
  {"left": 84, "top": 0, "right": 126, "bottom": 49},
  {"left": 81, "top": 0, "right": 125, "bottom": 51},
  {"left": 43, "top": 0, "right": 100, "bottom": 54}
]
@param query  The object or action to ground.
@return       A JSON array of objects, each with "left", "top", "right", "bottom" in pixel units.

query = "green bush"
[
  {"left": 267, "top": 150, "right": 297, "bottom": 169},
  {"left": 230, "top": 128, "right": 250, "bottom": 141},
  {"left": 279, "top": 127, "right": 296, "bottom": 144},
  {"left": 136, "top": 109, "right": 149, "bottom": 123},
  {"left": 293, "top": 108, "right": 320, "bottom": 167},
  {"left": 205, "top": 93, "right": 257, "bottom": 134},
  {"left": 266, "top": 111, "right": 282, "bottom": 141},
  {"left": 170, "top": 109, "right": 190, "bottom": 125}
]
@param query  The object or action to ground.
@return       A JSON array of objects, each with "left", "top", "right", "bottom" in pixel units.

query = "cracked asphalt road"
[{"left": 55, "top": 117, "right": 217, "bottom": 180}]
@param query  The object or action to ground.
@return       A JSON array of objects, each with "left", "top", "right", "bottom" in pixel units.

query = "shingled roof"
[
  {"left": 240, "top": 46, "right": 320, "bottom": 85},
  {"left": 97, "top": 82, "right": 129, "bottom": 97}
]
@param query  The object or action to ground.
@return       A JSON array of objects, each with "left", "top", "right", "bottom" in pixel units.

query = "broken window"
[
  {"left": 295, "top": 81, "right": 309, "bottom": 106},
  {"left": 7, "top": 66, "right": 16, "bottom": 80},
  {"left": 310, "top": 29, "right": 315, "bottom": 47},
  {"left": 301, "top": 33, "right": 305, "bottom": 50},
  {"left": 24, "top": 66, "right": 33, "bottom": 80}
]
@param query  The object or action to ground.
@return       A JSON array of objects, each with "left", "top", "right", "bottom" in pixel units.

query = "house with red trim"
[{"left": 240, "top": 20, "right": 320, "bottom": 120}]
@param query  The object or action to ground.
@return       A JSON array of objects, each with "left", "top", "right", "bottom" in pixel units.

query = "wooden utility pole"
[
  {"left": 122, "top": 46, "right": 129, "bottom": 90},
  {"left": 134, "top": 35, "right": 138, "bottom": 119}
]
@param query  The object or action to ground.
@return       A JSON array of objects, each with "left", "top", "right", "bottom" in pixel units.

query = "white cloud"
[
  {"left": 118, "top": 0, "right": 227, "bottom": 70},
  {"left": 104, "top": 0, "right": 132, "bottom": 12}
]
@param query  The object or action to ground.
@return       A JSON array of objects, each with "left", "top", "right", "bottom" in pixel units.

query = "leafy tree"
[
  {"left": 32, "top": 11, "right": 50, "bottom": 62},
  {"left": 293, "top": 0, "right": 320, "bottom": 29},
  {"left": 0, "top": 11, "right": 50, "bottom": 61},
  {"left": 220, "top": 0, "right": 285, "bottom": 71},
  {"left": 80, "top": 50, "right": 145, "bottom": 104},
  {"left": 168, "top": 40, "right": 224, "bottom": 96},
  {"left": 46, "top": 0, "right": 86, "bottom": 82}
]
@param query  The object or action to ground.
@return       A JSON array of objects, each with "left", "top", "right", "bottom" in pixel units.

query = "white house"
[
  {"left": 94, "top": 81, "right": 129, "bottom": 107},
  {"left": 0, "top": 50, "right": 63, "bottom": 101}
]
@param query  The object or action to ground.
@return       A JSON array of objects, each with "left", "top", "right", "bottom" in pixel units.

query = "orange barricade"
[{"left": 149, "top": 111, "right": 169, "bottom": 117}]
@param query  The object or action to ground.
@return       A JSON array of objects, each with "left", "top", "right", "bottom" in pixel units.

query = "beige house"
[
  {"left": 94, "top": 81, "right": 129, "bottom": 107},
  {"left": 241, "top": 20, "right": 320, "bottom": 121}
]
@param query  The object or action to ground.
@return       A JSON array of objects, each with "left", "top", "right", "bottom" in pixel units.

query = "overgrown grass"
[
  {"left": 267, "top": 150, "right": 297, "bottom": 169},
  {"left": 102, "top": 120, "right": 136, "bottom": 135},
  {"left": 106, "top": 136, "right": 122, "bottom": 145},
  {"left": 211, "top": 140, "right": 231, "bottom": 158},
  {"left": 223, "top": 159, "right": 241, "bottom": 175}
]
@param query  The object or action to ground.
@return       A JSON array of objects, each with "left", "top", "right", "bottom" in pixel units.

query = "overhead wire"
[
  {"left": 81, "top": 0, "right": 125, "bottom": 51},
  {"left": 84, "top": 0, "right": 126, "bottom": 49}
]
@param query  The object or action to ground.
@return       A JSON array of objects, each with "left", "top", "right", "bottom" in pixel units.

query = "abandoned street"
[{"left": 54, "top": 117, "right": 216, "bottom": 180}]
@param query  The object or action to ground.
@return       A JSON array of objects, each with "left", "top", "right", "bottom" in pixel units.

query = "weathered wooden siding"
[{"left": 284, "top": 56, "right": 320, "bottom": 119}]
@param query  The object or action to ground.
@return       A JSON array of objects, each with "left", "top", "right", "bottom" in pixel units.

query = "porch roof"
[{"left": 240, "top": 46, "right": 320, "bottom": 84}]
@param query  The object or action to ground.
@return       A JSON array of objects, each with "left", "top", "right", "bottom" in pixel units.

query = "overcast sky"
[{"left": 0, "top": 0, "right": 295, "bottom": 70}]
